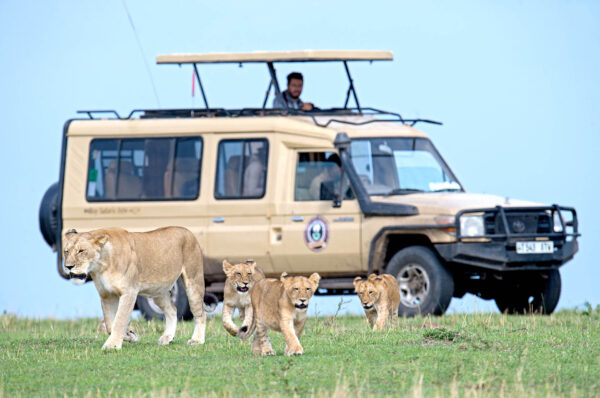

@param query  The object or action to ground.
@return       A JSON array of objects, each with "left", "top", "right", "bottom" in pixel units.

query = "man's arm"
[{"left": 301, "top": 102, "right": 314, "bottom": 111}]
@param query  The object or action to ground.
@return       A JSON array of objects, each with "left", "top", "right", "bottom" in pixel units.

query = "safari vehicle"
[{"left": 39, "top": 50, "right": 579, "bottom": 318}]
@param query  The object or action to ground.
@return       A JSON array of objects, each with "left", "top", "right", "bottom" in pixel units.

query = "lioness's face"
[
  {"left": 281, "top": 272, "right": 320, "bottom": 311},
  {"left": 223, "top": 260, "right": 257, "bottom": 294},
  {"left": 353, "top": 278, "right": 380, "bottom": 310},
  {"left": 63, "top": 230, "right": 108, "bottom": 285}
]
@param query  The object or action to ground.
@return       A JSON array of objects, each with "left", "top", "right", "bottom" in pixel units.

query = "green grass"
[{"left": 1, "top": 308, "right": 599, "bottom": 397}]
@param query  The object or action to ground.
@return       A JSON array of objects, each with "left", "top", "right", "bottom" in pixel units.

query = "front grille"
[{"left": 484, "top": 212, "right": 551, "bottom": 235}]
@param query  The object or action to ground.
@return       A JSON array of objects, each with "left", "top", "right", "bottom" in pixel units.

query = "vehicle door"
[
  {"left": 269, "top": 150, "right": 362, "bottom": 275},
  {"left": 205, "top": 137, "right": 274, "bottom": 274}
]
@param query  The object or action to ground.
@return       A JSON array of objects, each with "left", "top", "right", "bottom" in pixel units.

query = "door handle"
[
  {"left": 212, "top": 217, "right": 225, "bottom": 223},
  {"left": 291, "top": 216, "right": 304, "bottom": 222}
]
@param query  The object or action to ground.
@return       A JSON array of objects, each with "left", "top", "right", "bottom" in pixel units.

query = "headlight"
[
  {"left": 553, "top": 211, "right": 563, "bottom": 232},
  {"left": 460, "top": 215, "right": 484, "bottom": 237}
]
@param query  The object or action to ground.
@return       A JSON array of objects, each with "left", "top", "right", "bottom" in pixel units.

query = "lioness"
[
  {"left": 221, "top": 259, "right": 264, "bottom": 338},
  {"left": 353, "top": 273, "right": 400, "bottom": 331},
  {"left": 246, "top": 272, "right": 320, "bottom": 356},
  {"left": 63, "top": 227, "right": 208, "bottom": 350}
]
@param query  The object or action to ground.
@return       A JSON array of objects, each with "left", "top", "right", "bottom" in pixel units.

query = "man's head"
[{"left": 286, "top": 72, "right": 304, "bottom": 99}]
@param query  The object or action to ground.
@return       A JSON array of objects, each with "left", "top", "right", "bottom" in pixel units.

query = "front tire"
[
  {"left": 137, "top": 278, "right": 192, "bottom": 321},
  {"left": 494, "top": 270, "right": 561, "bottom": 315},
  {"left": 386, "top": 246, "right": 454, "bottom": 317}
]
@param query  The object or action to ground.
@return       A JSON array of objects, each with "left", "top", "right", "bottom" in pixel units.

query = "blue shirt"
[{"left": 272, "top": 90, "right": 303, "bottom": 110}]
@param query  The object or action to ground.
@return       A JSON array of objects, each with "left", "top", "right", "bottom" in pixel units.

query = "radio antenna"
[{"left": 121, "top": 0, "right": 161, "bottom": 107}]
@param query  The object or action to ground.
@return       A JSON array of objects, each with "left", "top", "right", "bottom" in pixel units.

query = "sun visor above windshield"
[{"left": 156, "top": 50, "right": 393, "bottom": 64}]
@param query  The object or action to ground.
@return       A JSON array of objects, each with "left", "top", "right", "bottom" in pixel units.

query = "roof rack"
[
  {"left": 77, "top": 107, "right": 442, "bottom": 128},
  {"left": 77, "top": 110, "right": 145, "bottom": 119}
]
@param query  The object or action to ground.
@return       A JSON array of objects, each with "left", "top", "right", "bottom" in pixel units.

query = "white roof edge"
[{"left": 156, "top": 50, "right": 393, "bottom": 64}]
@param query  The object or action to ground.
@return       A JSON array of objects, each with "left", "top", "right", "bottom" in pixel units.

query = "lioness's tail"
[
  {"left": 238, "top": 316, "right": 255, "bottom": 340},
  {"left": 203, "top": 293, "right": 219, "bottom": 313},
  {"left": 238, "top": 265, "right": 264, "bottom": 340}
]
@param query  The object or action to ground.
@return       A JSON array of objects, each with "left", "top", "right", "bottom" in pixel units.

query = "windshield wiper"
[
  {"left": 432, "top": 188, "right": 462, "bottom": 193},
  {"left": 383, "top": 188, "right": 424, "bottom": 197}
]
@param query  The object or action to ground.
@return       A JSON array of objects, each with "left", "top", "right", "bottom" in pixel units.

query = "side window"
[
  {"left": 294, "top": 152, "right": 354, "bottom": 201},
  {"left": 86, "top": 137, "right": 202, "bottom": 201},
  {"left": 215, "top": 139, "right": 268, "bottom": 199}
]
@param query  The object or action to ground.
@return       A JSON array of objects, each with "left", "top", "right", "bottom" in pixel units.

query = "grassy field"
[{"left": 1, "top": 307, "right": 599, "bottom": 397}]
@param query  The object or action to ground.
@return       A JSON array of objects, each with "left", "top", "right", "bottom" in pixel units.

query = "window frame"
[
  {"left": 85, "top": 136, "right": 204, "bottom": 203},
  {"left": 213, "top": 138, "right": 269, "bottom": 200}
]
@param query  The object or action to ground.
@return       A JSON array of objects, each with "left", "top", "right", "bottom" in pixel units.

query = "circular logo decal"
[
  {"left": 512, "top": 220, "right": 526, "bottom": 233},
  {"left": 304, "top": 216, "right": 329, "bottom": 252}
]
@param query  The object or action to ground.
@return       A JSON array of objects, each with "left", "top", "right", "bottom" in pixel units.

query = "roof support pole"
[
  {"left": 267, "top": 62, "right": 282, "bottom": 98},
  {"left": 113, "top": 139, "right": 123, "bottom": 198},
  {"left": 262, "top": 79, "right": 273, "bottom": 109},
  {"left": 343, "top": 61, "right": 361, "bottom": 112},
  {"left": 193, "top": 63, "right": 209, "bottom": 110},
  {"left": 344, "top": 86, "right": 352, "bottom": 108}
]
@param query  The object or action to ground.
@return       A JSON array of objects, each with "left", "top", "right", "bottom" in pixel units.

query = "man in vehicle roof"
[{"left": 273, "top": 72, "right": 314, "bottom": 111}]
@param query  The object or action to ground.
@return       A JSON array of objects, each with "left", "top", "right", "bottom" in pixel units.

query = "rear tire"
[
  {"left": 495, "top": 270, "right": 561, "bottom": 315},
  {"left": 386, "top": 246, "right": 454, "bottom": 317},
  {"left": 136, "top": 278, "right": 192, "bottom": 321}
]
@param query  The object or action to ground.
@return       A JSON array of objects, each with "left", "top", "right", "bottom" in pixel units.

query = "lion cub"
[
  {"left": 222, "top": 259, "right": 264, "bottom": 338},
  {"left": 247, "top": 272, "right": 320, "bottom": 356},
  {"left": 353, "top": 273, "right": 400, "bottom": 331},
  {"left": 63, "top": 227, "right": 209, "bottom": 350}
]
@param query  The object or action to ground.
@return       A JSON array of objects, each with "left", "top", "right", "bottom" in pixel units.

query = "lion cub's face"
[
  {"left": 63, "top": 230, "right": 108, "bottom": 285},
  {"left": 281, "top": 272, "right": 321, "bottom": 311},
  {"left": 353, "top": 277, "right": 381, "bottom": 310},
  {"left": 223, "top": 260, "right": 257, "bottom": 294}
]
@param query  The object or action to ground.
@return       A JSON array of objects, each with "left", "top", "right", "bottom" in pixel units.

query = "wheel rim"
[
  {"left": 397, "top": 264, "right": 430, "bottom": 308},
  {"left": 147, "top": 283, "right": 178, "bottom": 314}
]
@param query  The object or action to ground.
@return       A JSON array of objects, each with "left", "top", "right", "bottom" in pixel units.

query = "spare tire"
[{"left": 39, "top": 182, "right": 59, "bottom": 249}]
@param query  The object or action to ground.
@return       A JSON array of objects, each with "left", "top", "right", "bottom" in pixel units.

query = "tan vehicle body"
[{"left": 55, "top": 114, "right": 576, "bottom": 309}]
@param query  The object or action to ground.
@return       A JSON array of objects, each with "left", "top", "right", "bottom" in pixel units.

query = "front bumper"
[
  {"left": 435, "top": 240, "right": 578, "bottom": 271},
  {"left": 436, "top": 204, "right": 579, "bottom": 271}
]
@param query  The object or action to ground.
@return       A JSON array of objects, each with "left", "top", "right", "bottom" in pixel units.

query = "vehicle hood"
[{"left": 371, "top": 192, "right": 543, "bottom": 216}]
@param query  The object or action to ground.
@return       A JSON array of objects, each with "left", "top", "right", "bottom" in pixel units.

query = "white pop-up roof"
[{"left": 156, "top": 50, "right": 393, "bottom": 64}]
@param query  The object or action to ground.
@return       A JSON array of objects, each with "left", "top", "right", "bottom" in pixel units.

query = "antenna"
[{"left": 121, "top": 0, "right": 161, "bottom": 107}]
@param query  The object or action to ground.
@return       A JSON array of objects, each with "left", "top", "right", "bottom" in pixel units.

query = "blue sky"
[{"left": 0, "top": 1, "right": 598, "bottom": 318}]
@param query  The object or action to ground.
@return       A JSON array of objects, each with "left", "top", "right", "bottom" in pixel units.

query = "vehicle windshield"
[{"left": 349, "top": 137, "right": 462, "bottom": 196}]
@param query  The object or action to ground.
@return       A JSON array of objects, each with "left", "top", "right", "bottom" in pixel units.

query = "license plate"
[{"left": 516, "top": 241, "right": 554, "bottom": 254}]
